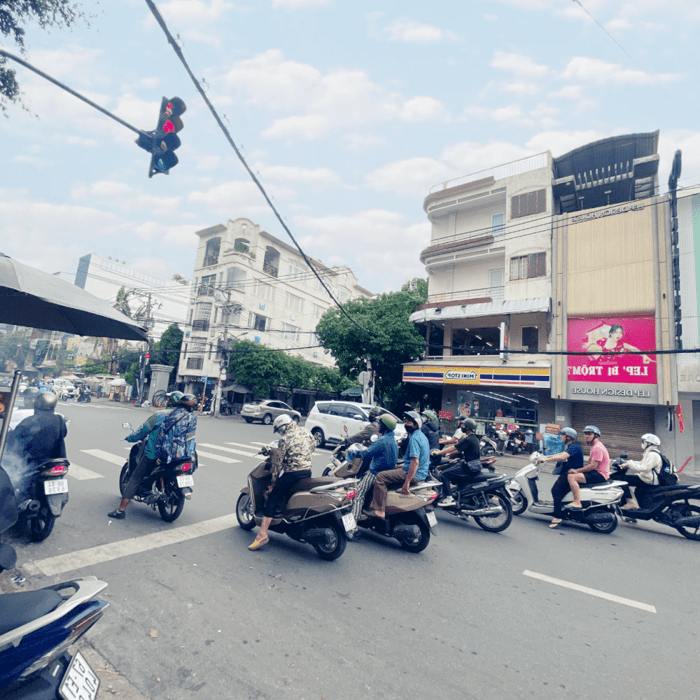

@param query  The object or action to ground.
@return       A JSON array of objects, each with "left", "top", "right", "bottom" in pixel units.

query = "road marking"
[
  {"left": 523, "top": 570, "right": 657, "bottom": 613},
  {"left": 226, "top": 441, "right": 265, "bottom": 452},
  {"left": 201, "top": 443, "right": 258, "bottom": 458},
  {"left": 250, "top": 442, "right": 270, "bottom": 446},
  {"left": 81, "top": 449, "right": 124, "bottom": 466},
  {"left": 23, "top": 514, "right": 239, "bottom": 577},
  {"left": 196, "top": 450, "right": 241, "bottom": 464},
  {"left": 68, "top": 463, "right": 104, "bottom": 480}
]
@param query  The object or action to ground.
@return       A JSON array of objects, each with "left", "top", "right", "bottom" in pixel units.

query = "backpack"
[
  {"left": 156, "top": 409, "right": 197, "bottom": 464},
  {"left": 651, "top": 449, "right": 678, "bottom": 486}
]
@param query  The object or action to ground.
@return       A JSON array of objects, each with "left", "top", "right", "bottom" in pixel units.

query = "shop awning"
[
  {"left": 221, "top": 383, "right": 250, "bottom": 393},
  {"left": 409, "top": 297, "right": 550, "bottom": 324}
]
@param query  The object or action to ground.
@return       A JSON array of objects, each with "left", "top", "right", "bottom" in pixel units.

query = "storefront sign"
[
  {"left": 567, "top": 316, "right": 657, "bottom": 385},
  {"left": 677, "top": 365, "right": 700, "bottom": 393},
  {"left": 403, "top": 364, "right": 551, "bottom": 388},
  {"left": 571, "top": 202, "right": 644, "bottom": 223},
  {"left": 569, "top": 383, "right": 659, "bottom": 404}
]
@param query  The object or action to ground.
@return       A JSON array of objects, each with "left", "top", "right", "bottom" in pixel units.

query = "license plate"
[
  {"left": 427, "top": 511, "right": 438, "bottom": 528},
  {"left": 176, "top": 475, "right": 194, "bottom": 488},
  {"left": 59, "top": 651, "right": 100, "bottom": 700},
  {"left": 341, "top": 513, "right": 356, "bottom": 531},
  {"left": 44, "top": 479, "right": 68, "bottom": 495}
]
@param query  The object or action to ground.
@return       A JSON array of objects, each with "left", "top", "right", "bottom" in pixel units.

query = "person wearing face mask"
[
  {"left": 616, "top": 433, "right": 663, "bottom": 510},
  {"left": 566, "top": 425, "right": 610, "bottom": 510}
]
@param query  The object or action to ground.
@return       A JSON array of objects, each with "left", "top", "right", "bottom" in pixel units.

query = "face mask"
[{"left": 405, "top": 423, "right": 416, "bottom": 433}]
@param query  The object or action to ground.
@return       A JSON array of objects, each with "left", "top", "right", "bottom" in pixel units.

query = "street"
[{"left": 3, "top": 402, "right": 699, "bottom": 700}]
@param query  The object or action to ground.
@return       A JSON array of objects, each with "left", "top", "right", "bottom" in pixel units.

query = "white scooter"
[{"left": 507, "top": 451, "right": 624, "bottom": 534}]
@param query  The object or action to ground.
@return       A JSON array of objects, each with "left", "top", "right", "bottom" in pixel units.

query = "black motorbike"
[
  {"left": 76, "top": 388, "right": 92, "bottom": 403},
  {"left": 430, "top": 455, "right": 513, "bottom": 533},
  {"left": 119, "top": 423, "right": 197, "bottom": 522},
  {"left": 610, "top": 453, "right": 700, "bottom": 540}
]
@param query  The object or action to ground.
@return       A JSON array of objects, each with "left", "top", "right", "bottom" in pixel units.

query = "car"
[
  {"left": 305, "top": 400, "right": 406, "bottom": 448},
  {"left": 240, "top": 400, "right": 301, "bottom": 426}
]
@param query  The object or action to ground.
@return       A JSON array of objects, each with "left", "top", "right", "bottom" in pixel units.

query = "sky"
[{"left": 2, "top": 0, "right": 700, "bottom": 297}]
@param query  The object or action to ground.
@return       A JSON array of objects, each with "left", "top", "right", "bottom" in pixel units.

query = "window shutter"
[{"left": 511, "top": 196, "right": 520, "bottom": 219}]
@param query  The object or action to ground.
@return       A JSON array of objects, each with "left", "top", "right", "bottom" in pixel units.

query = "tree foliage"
[
  {"left": 0, "top": 332, "right": 30, "bottom": 371},
  {"left": 148, "top": 324, "right": 183, "bottom": 388},
  {"left": 315, "top": 283, "right": 428, "bottom": 408},
  {"left": 1, "top": 1, "right": 94, "bottom": 113}
]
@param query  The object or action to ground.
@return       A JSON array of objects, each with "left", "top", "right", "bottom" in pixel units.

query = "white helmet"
[
  {"left": 641, "top": 433, "right": 660, "bottom": 448},
  {"left": 273, "top": 414, "right": 293, "bottom": 434}
]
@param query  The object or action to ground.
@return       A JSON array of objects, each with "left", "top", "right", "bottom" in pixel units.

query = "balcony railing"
[
  {"left": 263, "top": 262, "right": 278, "bottom": 278},
  {"left": 192, "top": 320, "right": 209, "bottom": 332},
  {"left": 197, "top": 285, "right": 215, "bottom": 297},
  {"left": 203, "top": 255, "right": 219, "bottom": 267},
  {"left": 424, "top": 286, "right": 504, "bottom": 306}
]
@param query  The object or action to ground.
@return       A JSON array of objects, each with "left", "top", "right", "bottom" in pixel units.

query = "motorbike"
[
  {"left": 480, "top": 425, "right": 507, "bottom": 456},
  {"left": 504, "top": 426, "right": 526, "bottom": 455},
  {"left": 508, "top": 451, "right": 623, "bottom": 533},
  {"left": 430, "top": 455, "right": 513, "bottom": 532},
  {"left": 76, "top": 389, "right": 92, "bottom": 403},
  {"left": 0, "top": 467, "right": 109, "bottom": 700},
  {"left": 610, "top": 453, "right": 700, "bottom": 540},
  {"left": 236, "top": 446, "right": 358, "bottom": 560},
  {"left": 119, "top": 422, "right": 196, "bottom": 522},
  {"left": 219, "top": 398, "right": 232, "bottom": 415}
]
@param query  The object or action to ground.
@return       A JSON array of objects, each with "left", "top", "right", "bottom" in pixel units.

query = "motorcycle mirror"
[
  {"left": 370, "top": 434, "right": 378, "bottom": 443},
  {"left": 122, "top": 422, "right": 132, "bottom": 430}
]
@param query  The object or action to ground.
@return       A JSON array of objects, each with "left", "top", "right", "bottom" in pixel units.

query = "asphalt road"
[{"left": 3, "top": 401, "right": 700, "bottom": 700}]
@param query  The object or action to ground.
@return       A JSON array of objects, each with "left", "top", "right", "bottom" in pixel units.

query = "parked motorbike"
[
  {"left": 430, "top": 455, "right": 513, "bottom": 532},
  {"left": 0, "top": 467, "right": 109, "bottom": 700},
  {"left": 504, "top": 426, "right": 526, "bottom": 455},
  {"left": 119, "top": 422, "right": 196, "bottom": 522},
  {"left": 480, "top": 425, "right": 507, "bottom": 456},
  {"left": 610, "top": 453, "right": 700, "bottom": 540},
  {"left": 508, "top": 452, "right": 623, "bottom": 533},
  {"left": 236, "top": 446, "right": 358, "bottom": 560}
]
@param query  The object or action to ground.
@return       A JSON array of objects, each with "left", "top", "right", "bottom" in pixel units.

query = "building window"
[
  {"left": 522, "top": 326, "right": 540, "bottom": 352},
  {"left": 258, "top": 282, "right": 275, "bottom": 302},
  {"left": 253, "top": 314, "right": 267, "bottom": 332},
  {"left": 186, "top": 357, "right": 203, "bottom": 370},
  {"left": 491, "top": 213, "right": 505, "bottom": 239},
  {"left": 338, "top": 288, "right": 350, "bottom": 303},
  {"left": 198, "top": 274, "right": 216, "bottom": 297},
  {"left": 285, "top": 292, "right": 304, "bottom": 313},
  {"left": 511, "top": 190, "right": 546, "bottom": 219},
  {"left": 510, "top": 253, "right": 546, "bottom": 281},
  {"left": 282, "top": 323, "right": 300, "bottom": 342},
  {"left": 189, "top": 337, "right": 207, "bottom": 353},
  {"left": 226, "top": 266, "right": 247, "bottom": 291},
  {"left": 313, "top": 304, "right": 323, "bottom": 319},
  {"left": 193, "top": 302, "right": 212, "bottom": 331},
  {"left": 287, "top": 260, "right": 306, "bottom": 279},
  {"left": 203, "top": 237, "right": 221, "bottom": 267}
]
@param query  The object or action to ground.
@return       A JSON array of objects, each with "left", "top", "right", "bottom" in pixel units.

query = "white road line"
[
  {"left": 226, "top": 441, "right": 265, "bottom": 452},
  {"left": 23, "top": 514, "right": 239, "bottom": 578},
  {"left": 201, "top": 443, "right": 258, "bottom": 458},
  {"left": 196, "top": 450, "right": 241, "bottom": 464},
  {"left": 523, "top": 570, "right": 657, "bottom": 614},
  {"left": 81, "top": 449, "right": 124, "bottom": 466},
  {"left": 250, "top": 442, "right": 270, "bottom": 446},
  {"left": 68, "top": 464, "right": 104, "bottom": 480}
]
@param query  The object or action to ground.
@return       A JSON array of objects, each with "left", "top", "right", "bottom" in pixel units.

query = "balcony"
[
  {"left": 203, "top": 255, "right": 219, "bottom": 268},
  {"left": 263, "top": 262, "right": 278, "bottom": 278},
  {"left": 420, "top": 232, "right": 496, "bottom": 265},
  {"left": 192, "top": 320, "right": 209, "bottom": 332},
  {"left": 197, "top": 285, "right": 215, "bottom": 297},
  {"left": 421, "top": 286, "right": 502, "bottom": 307}
]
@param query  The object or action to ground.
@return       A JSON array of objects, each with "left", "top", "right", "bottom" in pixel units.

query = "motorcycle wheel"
[
  {"left": 674, "top": 503, "right": 700, "bottom": 540},
  {"left": 119, "top": 464, "right": 130, "bottom": 497},
  {"left": 27, "top": 505, "right": 56, "bottom": 542},
  {"left": 236, "top": 493, "right": 256, "bottom": 531},
  {"left": 313, "top": 520, "right": 347, "bottom": 561},
  {"left": 473, "top": 493, "right": 513, "bottom": 533},
  {"left": 322, "top": 467, "right": 331, "bottom": 476},
  {"left": 399, "top": 515, "right": 431, "bottom": 553},
  {"left": 157, "top": 479, "right": 186, "bottom": 522},
  {"left": 587, "top": 511, "right": 618, "bottom": 534},
  {"left": 510, "top": 490, "right": 528, "bottom": 516},
  {"left": 480, "top": 445, "right": 495, "bottom": 457}
]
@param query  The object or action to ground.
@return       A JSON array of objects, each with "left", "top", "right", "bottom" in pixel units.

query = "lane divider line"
[
  {"left": 195, "top": 450, "right": 241, "bottom": 464},
  {"left": 23, "top": 514, "right": 240, "bottom": 578},
  {"left": 68, "top": 464, "right": 105, "bottom": 480},
  {"left": 80, "top": 449, "right": 125, "bottom": 466},
  {"left": 523, "top": 570, "right": 657, "bottom": 613}
]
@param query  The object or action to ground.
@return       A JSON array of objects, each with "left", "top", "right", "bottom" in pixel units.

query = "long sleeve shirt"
[
  {"left": 624, "top": 448, "right": 662, "bottom": 485},
  {"left": 350, "top": 431, "right": 398, "bottom": 475}
]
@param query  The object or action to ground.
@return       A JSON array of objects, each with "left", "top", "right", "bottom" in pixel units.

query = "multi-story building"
[
  {"left": 404, "top": 131, "right": 697, "bottom": 472},
  {"left": 178, "top": 218, "right": 372, "bottom": 398}
]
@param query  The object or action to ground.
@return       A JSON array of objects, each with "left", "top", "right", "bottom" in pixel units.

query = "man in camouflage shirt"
[{"left": 249, "top": 414, "right": 315, "bottom": 550}]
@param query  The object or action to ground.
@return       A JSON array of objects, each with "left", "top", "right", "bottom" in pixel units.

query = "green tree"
[
  {"left": 226, "top": 340, "right": 288, "bottom": 398},
  {"left": 148, "top": 324, "right": 183, "bottom": 388},
  {"left": 1, "top": 1, "right": 94, "bottom": 113},
  {"left": 315, "top": 284, "right": 428, "bottom": 409},
  {"left": 0, "top": 332, "right": 30, "bottom": 371},
  {"left": 124, "top": 361, "right": 139, "bottom": 386},
  {"left": 81, "top": 358, "right": 107, "bottom": 375}
]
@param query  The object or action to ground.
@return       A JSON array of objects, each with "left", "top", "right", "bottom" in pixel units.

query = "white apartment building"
[{"left": 178, "top": 218, "right": 372, "bottom": 395}]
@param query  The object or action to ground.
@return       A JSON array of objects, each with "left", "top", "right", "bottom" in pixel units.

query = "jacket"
[{"left": 625, "top": 447, "right": 663, "bottom": 485}]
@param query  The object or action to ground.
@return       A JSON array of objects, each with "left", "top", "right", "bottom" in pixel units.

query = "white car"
[{"left": 305, "top": 401, "right": 405, "bottom": 448}]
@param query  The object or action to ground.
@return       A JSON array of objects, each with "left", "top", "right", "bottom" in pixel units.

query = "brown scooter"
[{"left": 235, "top": 446, "right": 358, "bottom": 560}]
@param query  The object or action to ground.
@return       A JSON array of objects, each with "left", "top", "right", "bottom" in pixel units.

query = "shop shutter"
[{"left": 571, "top": 402, "right": 655, "bottom": 461}]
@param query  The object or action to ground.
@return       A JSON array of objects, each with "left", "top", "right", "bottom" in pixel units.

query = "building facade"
[{"left": 177, "top": 218, "right": 372, "bottom": 398}]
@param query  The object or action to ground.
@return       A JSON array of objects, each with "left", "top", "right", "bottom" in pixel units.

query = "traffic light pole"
[{"left": 0, "top": 49, "right": 151, "bottom": 140}]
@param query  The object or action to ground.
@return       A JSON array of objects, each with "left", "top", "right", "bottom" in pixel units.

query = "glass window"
[
  {"left": 287, "top": 260, "right": 306, "bottom": 279},
  {"left": 285, "top": 293, "right": 304, "bottom": 312},
  {"left": 491, "top": 213, "right": 505, "bottom": 239},
  {"left": 510, "top": 253, "right": 546, "bottom": 281},
  {"left": 203, "top": 237, "right": 221, "bottom": 267},
  {"left": 282, "top": 323, "right": 300, "bottom": 342},
  {"left": 522, "top": 326, "right": 539, "bottom": 352},
  {"left": 253, "top": 314, "right": 267, "bottom": 332},
  {"left": 226, "top": 266, "right": 247, "bottom": 291},
  {"left": 258, "top": 282, "right": 275, "bottom": 302}
]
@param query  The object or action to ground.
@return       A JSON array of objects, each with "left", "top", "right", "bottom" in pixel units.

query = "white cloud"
[
  {"left": 186, "top": 180, "right": 272, "bottom": 218},
  {"left": 27, "top": 47, "right": 107, "bottom": 88},
  {"left": 525, "top": 129, "right": 609, "bottom": 157},
  {"left": 365, "top": 157, "right": 456, "bottom": 198},
  {"left": 71, "top": 181, "right": 181, "bottom": 218},
  {"left": 548, "top": 85, "right": 598, "bottom": 113},
  {"left": 384, "top": 19, "right": 457, "bottom": 43},
  {"left": 560, "top": 56, "right": 679, "bottom": 86},
  {"left": 504, "top": 81, "right": 542, "bottom": 97},
  {"left": 272, "top": 0, "right": 331, "bottom": 7},
  {"left": 491, "top": 51, "right": 550, "bottom": 78},
  {"left": 147, "top": 0, "right": 240, "bottom": 44},
  {"left": 342, "top": 133, "right": 387, "bottom": 152}
]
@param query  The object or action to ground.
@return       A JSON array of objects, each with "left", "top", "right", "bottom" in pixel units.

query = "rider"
[
  {"left": 249, "top": 414, "right": 316, "bottom": 550},
  {"left": 617, "top": 433, "right": 663, "bottom": 510},
  {"left": 108, "top": 392, "right": 198, "bottom": 520},
  {"left": 420, "top": 410, "right": 440, "bottom": 450},
  {"left": 567, "top": 425, "right": 610, "bottom": 510},
  {"left": 537, "top": 427, "right": 583, "bottom": 528},
  {"left": 346, "top": 408, "right": 380, "bottom": 446},
  {"left": 431, "top": 417, "right": 480, "bottom": 507}
]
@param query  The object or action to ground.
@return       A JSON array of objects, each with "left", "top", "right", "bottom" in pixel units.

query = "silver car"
[{"left": 241, "top": 400, "right": 301, "bottom": 425}]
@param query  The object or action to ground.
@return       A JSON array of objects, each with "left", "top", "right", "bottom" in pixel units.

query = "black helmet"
[
  {"left": 179, "top": 393, "right": 198, "bottom": 411},
  {"left": 34, "top": 392, "right": 58, "bottom": 412}
]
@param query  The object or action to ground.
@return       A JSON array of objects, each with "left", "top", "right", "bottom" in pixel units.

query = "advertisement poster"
[{"left": 567, "top": 316, "right": 657, "bottom": 385}]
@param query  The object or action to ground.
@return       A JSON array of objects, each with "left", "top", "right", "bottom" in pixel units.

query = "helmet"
[
  {"left": 368, "top": 408, "right": 379, "bottom": 420},
  {"left": 560, "top": 427, "right": 578, "bottom": 440},
  {"left": 179, "top": 394, "right": 198, "bottom": 411},
  {"left": 461, "top": 418, "right": 478, "bottom": 432},
  {"left": 34, "top": 392, "right": 58, "bottom": 412},
  {"left": 273, "top": 414, "right": 293, "bottom": 434},
  {"left": 379, "top": 414, "right": 397, "bottom": 432},
  {"left": 421, "top": 409, "right": 437, "bottom": 424},
  {"left": 168, "top": 391, "right": 184, "bottom": 406},
  {"left": 641, "top": 433, "right": 660, "bottom": 447},
  {"left": 583, "top": 425, "right": 601, "bottom": 437},
  {"left": 403, "top": 410, "right": 422, "bottom": 429}
]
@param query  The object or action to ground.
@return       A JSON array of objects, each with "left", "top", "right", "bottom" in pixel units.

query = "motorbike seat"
[
  {"left": 0, "top": 589, "right": 64, "bottom": 636},
  {"left": 288, "top": 477, "right": 337, "bottom": 495}
]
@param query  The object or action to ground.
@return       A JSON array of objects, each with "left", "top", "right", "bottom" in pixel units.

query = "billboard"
[{"left": 567, "top": 316, "right": 657, "bottom": 385}]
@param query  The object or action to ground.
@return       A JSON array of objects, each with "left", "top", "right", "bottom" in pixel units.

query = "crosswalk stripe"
[
  {"left": 196, "top": 450, "right": 241, "bottom": 464},
  {"left": 23, "top": 514, "right": 239, "bottom": 578},
  {"left": 68, "top": 463, "right": 104, "bottom": 480},
  {"left": 250, "top": 442, "right": 269, "bottom": 446},
  {"left": 81, "top": 449, "right": 124, "bottom": 466},
  {"left": 201, "top": 443, "right": 258, "bottom": 458},
  {"left": 226, "top": 441, "right": 265, "bottom": 451}
]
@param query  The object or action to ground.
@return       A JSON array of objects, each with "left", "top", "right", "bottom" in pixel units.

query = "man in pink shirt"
[{"left": 566, "top": 425, "right": 610, "bottom": 509}]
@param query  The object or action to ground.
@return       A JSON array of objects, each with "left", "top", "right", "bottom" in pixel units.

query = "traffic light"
[{"left": 136, "top": 96, "right": 186, "bottom": 178}]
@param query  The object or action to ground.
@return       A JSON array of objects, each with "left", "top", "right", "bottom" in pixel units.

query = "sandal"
[
  {"left": 248, "top": 536, "right": 270, "bottom": 551},
  {"left": 549, "top": 518, "right": 563, "bottom": 529}
]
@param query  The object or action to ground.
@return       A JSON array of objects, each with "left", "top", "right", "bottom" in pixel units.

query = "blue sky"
[{"left": 2, "top": 0, "right": 699, "bottom": 294}]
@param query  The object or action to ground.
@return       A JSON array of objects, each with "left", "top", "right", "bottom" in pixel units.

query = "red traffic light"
[
  {"left": 144, "top": 96, "right": 186, "bottom": 177},
  {"left": 145, "top": 353, "right": 151, "bottom": 359}
]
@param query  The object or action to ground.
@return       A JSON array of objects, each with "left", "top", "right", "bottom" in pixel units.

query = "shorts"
[{"left": 582, "top": 471, "right": 606, "bottom": 485}]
